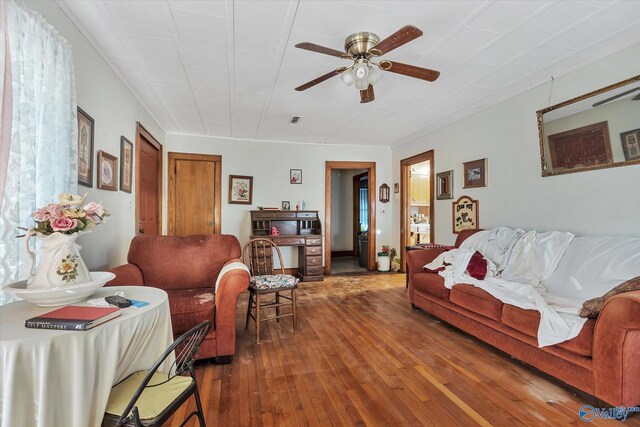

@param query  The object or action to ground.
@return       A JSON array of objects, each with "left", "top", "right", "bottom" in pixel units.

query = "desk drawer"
[
  {"left": 306, "top": 256, "right": 322, "bottom": 266},
  {"left": 297, "top": 212, "right": 317, "bottom": 218},
  {"left": 305, "top": 265, "right": 323, "bottom": 275},
  {"left": 273, "top": 237, "right": 305, "bottom": 246},
  {"left": 305, "top": 245, "right": 322, "bottom": 256},
  {"left": 306, "top": 237, "right": 322, "bottom": 246}
]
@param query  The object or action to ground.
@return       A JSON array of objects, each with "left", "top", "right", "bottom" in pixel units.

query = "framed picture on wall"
[
  {"left": 620, "top": 129, "right": 640, "bottom": 161},
  {"left": 463, "top": 158, "right": 487, "bottom": 188},
  {"left": 120, "top": 136, "right": 133, "bottom": 193},
  {"left": 452, "top": 195, "right": 479, "bottom": 234},
  {"left": 436, "top": 170, "right": 453, "bottom": 200},
  {"left": 77, "top": 107, "right": 94, "bottom": 187},
  {"left": 97, "top": 150, "right": 118, "bottom": 191},
  {"left": 229, "top": 175, "right": 253, "bottom": 204},
  {"left": 290, "top": 169, "right": 302, "bottom": 184}
]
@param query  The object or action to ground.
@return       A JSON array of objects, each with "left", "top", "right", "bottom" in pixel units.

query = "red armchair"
[{"left": 107, "top": 234, "right": 249, "bottom": 363}]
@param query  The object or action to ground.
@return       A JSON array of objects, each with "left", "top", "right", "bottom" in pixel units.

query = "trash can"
[{"left": 358, "top": 233, "right": 368, "bottom": 268}]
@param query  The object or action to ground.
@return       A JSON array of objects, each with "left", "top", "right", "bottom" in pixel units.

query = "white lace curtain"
[{"left": 0, "top": 0, "right": 77, "bottom": 304}]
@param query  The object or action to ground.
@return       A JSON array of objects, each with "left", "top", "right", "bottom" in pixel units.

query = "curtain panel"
[{"left": 0, "top": 0, "right": 77, "bottom": 304}]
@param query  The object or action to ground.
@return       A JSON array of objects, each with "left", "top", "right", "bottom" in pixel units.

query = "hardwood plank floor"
[{"left": 170, "top": 273, "right": 639, "bottom": 427}]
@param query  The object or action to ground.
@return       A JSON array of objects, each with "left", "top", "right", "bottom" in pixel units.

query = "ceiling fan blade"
[
  {"left": 295, "top": 68, "right": 347, "bottom": 91},
  {"left": 369, "top": 25, "right": 423, "bottom": 56},
  {"left": 633, "top": 93, "right": 640, "bottom": 101},
  {"left": 379, "top": 61, "right": 440, "bottom": 82},
  {"left": 360, "top": 85, "right": 375, "bottom": 103},
  {"left": 295, "top": 42, "right": 349, "bottom": 59},
  {"left": 592, "top": 87, "right": 640, "bottom": 107}
]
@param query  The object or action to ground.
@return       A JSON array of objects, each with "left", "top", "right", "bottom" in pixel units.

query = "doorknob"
[
  {"left": 139, "top": 228, "right": 145, "bottom": 234},
  {"left": 207, "top": 221, "right": 213, "bottom": 226}
]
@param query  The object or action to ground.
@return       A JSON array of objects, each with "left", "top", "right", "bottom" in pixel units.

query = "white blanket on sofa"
[{"left": 429, "top": 228, "right": 640, "bottom": 347}]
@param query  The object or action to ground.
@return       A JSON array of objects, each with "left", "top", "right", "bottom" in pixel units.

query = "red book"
[{"left": 25, "top": 306, "right": 120, "bottom": 331}]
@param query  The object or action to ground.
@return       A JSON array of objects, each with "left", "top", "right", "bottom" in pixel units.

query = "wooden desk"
[{"left": 250, "top": 210, "right": 324, "bottom": 282}]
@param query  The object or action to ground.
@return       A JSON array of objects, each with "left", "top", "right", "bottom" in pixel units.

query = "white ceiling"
[{"left": 58, "top": 0, "right": 640, "bottom": 147}]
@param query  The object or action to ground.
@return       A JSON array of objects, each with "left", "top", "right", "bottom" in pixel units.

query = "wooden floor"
[{"left": 169, "top": 274, "right": 639, "bottom": 427}]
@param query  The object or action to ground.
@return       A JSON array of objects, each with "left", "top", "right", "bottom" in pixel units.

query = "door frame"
[
  {"left": 352, "top": 171, "right": 368, "bottom": 257},
  {"left": 167, "top": 152, "right": 222, "bottom": 235},
  {"left": 400, "top": 150, "right": 434, "bottom": 273},
  {"left": 135, "top": 122, "right": 163, "bottom": 235},
  {"left": 325, "top": 161, "right": 376, "bottom": 273}
]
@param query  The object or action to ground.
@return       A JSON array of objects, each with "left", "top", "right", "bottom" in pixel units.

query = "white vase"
[
  {"left": 23, "top": 230, "right": 91, "bottom": 289},
  {"left": 377, "top": 255, "right": 390, "bottom": 272}
]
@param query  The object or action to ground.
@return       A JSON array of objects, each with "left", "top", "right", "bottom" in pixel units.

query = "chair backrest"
[
  {"left": 127, "top": 234, "right": 241, "bottom": 289},
  {"left": 242, "top": 238, "right": 285, "bottom": 276},
  {"left": 115, "top": 321, "right": 211, "bottom": 425}
]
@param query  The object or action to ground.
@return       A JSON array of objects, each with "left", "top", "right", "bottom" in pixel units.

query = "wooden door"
[
  {"left": 136, "top": 123, "right": 162, "bottom": 235},
  {"left": 168, "top": 153, "right": 221, "bottom": 236}
]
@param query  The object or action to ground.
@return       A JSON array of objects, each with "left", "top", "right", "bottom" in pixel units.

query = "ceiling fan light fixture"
[
  {"left": 355, "top": 78, "right": 369, "bottom": 90},
  {"left": 340, "top": 68, "right": 355, "bottom": 86},
  {"left": 369, "top": 65, "right": 382, "bottom": 85}
]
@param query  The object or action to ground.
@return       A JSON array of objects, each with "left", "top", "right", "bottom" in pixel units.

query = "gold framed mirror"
[{"left": 537, "top": 75, "right": 640, "bottom": 177}]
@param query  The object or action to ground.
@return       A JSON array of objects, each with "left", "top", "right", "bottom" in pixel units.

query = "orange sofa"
[
  {"left": 407, "top": 230, "right": 640, "bottom": 407},
  {"left": 107, "top": 234, "right": 249, "bottom": 363}
]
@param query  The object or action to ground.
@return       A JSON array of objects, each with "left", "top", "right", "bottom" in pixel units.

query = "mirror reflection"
[{"left": 537, "top": 75, "right": 640, "bottom": 176}]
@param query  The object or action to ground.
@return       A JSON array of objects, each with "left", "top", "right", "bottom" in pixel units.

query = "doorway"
[
  {"left": 328, "top": 169, "right": 369, "bottom": 274},
  {"left": 168, "top": 152, "right": 222, "bottom": 236},
  {"left": 135, "top": 122, "right": 162, "bottom": 235},
  {"left": 325, "top": 161, "right": 376, "bottom": 274},
  {"left": 400, "top": 151, "right": 434, "bottom": 272}
]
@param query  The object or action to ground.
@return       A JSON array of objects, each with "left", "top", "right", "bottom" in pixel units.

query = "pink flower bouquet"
[{"left": 30, "top": 194, "right": 110, "bottom": 235}]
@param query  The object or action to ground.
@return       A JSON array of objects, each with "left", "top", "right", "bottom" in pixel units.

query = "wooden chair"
[
  {"left": 102, "top": 321, "right": 210, "bottom": 427},
  {"left": 243, "top": 238, "right": 298, "bottom": 344}
]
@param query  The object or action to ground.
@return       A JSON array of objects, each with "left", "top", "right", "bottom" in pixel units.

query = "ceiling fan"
[{"left": 294, "top": 25, "right": 440, "bottom": 104}]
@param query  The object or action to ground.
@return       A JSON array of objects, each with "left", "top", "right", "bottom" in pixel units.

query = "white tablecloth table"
[{"left": 0, "top": 286, "right": 174, "bottom": 427}]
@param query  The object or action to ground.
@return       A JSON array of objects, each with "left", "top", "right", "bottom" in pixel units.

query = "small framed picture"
[
  {"left": 282, "top": 201, "right": 290, "bottom": 210},
  {"left": 229, "top": 175, "right": 253, "bottom": 204},
  {"left": 290, "top": 169, "right": 302, "bottom": 184},
  {"left": 452, "top": 195, "right": 479, "bottom": 234},
  {"left": 97, "top": 150, "right": 118, "bottom": 191},
  {"left": 77, "top": 107, "right": 94, "bottom": 187},
  {"left": 436, "top": 170, "right": 453, "bottom": 200},
  {"left": 463, "top": 158, "right": 487, "bottom": 188},
  {"left": 120, "top": 136, "right": 133, "bottom": 193},
  {"left": 620, "top": 129, "right": 640, "bottom": 161}
]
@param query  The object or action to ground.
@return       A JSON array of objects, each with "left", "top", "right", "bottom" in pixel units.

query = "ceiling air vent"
[{"left": 290, "top": 116, "right": 302, "bottom": 124}]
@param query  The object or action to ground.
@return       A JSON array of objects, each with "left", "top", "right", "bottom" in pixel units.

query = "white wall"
[
  {"left": 25, "top": 1, "right": 165, "bottom": 270},
  {"left": 164, "top": 134, "right": 393, "bottom": 267},
  {"left": 392, "top": 44, "right": 640, "bottom": 249}
]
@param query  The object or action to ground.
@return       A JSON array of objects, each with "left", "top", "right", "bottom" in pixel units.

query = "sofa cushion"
[
  {"left": 128, "top": 234, "right": 242, "bottom": 290},
  {"left": 412, "top": 273, "right": 450, "bottom": 300},
  {"left": 501, "top": 305, "right": 595, "bottom": 357},
  {"left": 166, "top": 288, "right": 215, "bottom": 335},
  {"left": 450, "top": 284, "right": 503, "bottom": 321}
]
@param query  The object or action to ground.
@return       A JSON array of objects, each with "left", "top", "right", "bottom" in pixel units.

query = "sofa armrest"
[
  {"left": 214, "top": 259, "right": 250, "bottom": 357},
  {"left": 593, "top": 290, "right": 640, "bottom": 407},
  {"left": 406, "top": 248, "right": 447, "bottom": 278},
  {"left": 106, "top": 264, "right": 144, "bottom": 286}
]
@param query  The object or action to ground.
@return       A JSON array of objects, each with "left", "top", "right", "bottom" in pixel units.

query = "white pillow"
[{"left": 460, "top": 227, "right": 524, "bottom": 271}]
